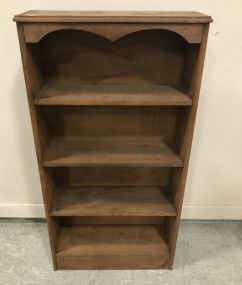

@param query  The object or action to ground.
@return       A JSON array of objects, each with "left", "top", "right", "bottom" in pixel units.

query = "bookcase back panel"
[
  {"left": 60, "top": 216, "right": 165, "bottom": 225},
  {"left": 39, "top": 29, "right": 186, "bottom": 85},
  {"left": 39, "top": 106, "right": 178, "bottom": 139},
  {"left": 54, "top": 167, "right": 170, "bottom": 187}
]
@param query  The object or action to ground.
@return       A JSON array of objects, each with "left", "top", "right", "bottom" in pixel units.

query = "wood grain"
[
  {"left": 60, "top": 216, "right": 165, "bottom": 225},
  {"left": 16, "top": 23, "right": 58, "bottom": 270},
  {"left": 34, "top": 83, "right": 192, "bottom": 106},
  {"left": 23, "top": 23, "right": 203, "bottom": 43},
  {"left": 168, "top": 24, "right": 210, "bottom": 269},
  {"left": 54, "top": 167, "right": 170, "bottom": 187},
  {"left": 39, "top": 29, "right": 186, "bottom": 86},
  {"left": 15, "top": 10, "right": 211, "bottom": 270},
  {"left": 39, "top": 106, "right": 178, "bottom": 140},
  {"left": 56, "top": 225, "right": 170, "bottom": 269},
  {"left": 43, "top": 138, "right": 183, "bottom": 167},
  {"left": 14, "top": 10, "right": 212, "bottom": 23},
  {"left": 51, "top": 187, "right": 176, "bottom": 217}
]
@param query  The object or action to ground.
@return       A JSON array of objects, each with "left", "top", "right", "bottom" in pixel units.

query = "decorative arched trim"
[{"left": 23, "top": 23, "right": 203, "bottom": 43}]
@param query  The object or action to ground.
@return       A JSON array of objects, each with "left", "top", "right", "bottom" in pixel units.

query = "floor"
[{"left": 0, "top": 220, "right": 241, "bottom": 285}]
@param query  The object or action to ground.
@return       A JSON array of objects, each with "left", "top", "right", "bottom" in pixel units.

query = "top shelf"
[
  {"left": 14, "top": 10, "right": 212, "bottom": 23},
  {"left": 34, "top": 84, "right": 192, "bottom": 106}
]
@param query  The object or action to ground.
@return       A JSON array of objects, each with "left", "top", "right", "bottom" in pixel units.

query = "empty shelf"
[
  {"left": 56, "top": 225, "right": 170, "bottom": 269},
  {"left": 51, "top": 186, "right": 176, "bottom": 217},
  {"left": 34, "top": 84, "right": 192, "bottom": 106},
  {"left": 43, "top": 138, "right": 183, "bottom": 167}
]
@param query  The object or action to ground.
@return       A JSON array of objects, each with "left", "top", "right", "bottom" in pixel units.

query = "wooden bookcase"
[{"left": 14, "top": 11, "right": 212, "bottom": 270}]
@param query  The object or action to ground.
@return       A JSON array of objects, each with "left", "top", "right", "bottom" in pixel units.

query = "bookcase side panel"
[
  {"left": 167, "top": 24, "right": 210, "bottom": 268},
  {"left": 16, "top": 23, "right": 59, "bottom": 269}
]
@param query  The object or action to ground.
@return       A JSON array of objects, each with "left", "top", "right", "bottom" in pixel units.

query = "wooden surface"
[
  {"left": 56, "top": 225, "right": 170, "bottom": 269},
  {"left": 39, "top": 106, "right": 178, "bottom": 140},
  {"left": 34, "top": 84, "right": 192, "bottom": 106},
  {"left": 39, "top": 29, "right": 186, "bottom": 86},
  {"left": 51, "top": 187, "right": 176, "bottom": 217},
  {"left": 60, "top": 216, "right": 165, "bottom": 225},
  {"left": 24, "top": 23, "right": 203, "bottom": 44},
  {"left": 54, "top": 167, "right": 170, "bottom": 187},
  {"left": 16, "top": 23, "right": 59, "bottom": 269},
  {"left": 15, "top": 10, "right": 211, "bottom": 270},
  {"left": 14, "top": 10, "right": 212, "bottom": 23},
  {"left": 168, "top": 24, "right": 211, "bottom": 269},
  {"left": 43, "top": 138, "right": 183, "bottom": 167}
]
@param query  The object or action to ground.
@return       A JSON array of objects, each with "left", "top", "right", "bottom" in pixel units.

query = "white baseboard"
[
  {"left": 181, "top": 205, "right": 242, "bottom": 220},
  {"left": 0, "top": 204, "right": 45, "bottom": 218},
  {"left": 0, "top": 204, "right": 242, "bottom": 220}
]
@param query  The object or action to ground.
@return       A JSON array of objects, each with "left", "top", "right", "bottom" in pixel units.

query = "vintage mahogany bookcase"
[{"left": 14, "top": 11, "right": 212, "bottom": 270}]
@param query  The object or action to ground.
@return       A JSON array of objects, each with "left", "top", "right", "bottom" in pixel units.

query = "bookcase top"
[{"left": 14, "top": 10, "right": 212, "bottom": 23}]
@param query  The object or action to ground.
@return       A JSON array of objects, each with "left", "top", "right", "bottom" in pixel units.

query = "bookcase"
[{"left": 14, "top": 11, "right": 212, "bottom": 270}]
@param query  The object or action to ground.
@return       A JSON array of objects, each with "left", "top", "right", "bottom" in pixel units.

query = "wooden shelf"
[
  {"left": 51, "top": 187, "right": 176, "bottom": 217},
  {"left": 43, "top": 138, "right": 183, "bottom": 167},
  {"left": 56, "top": 225, "right": 170, "bottom": 269},
  {"left": 34, "top": 84, "right": 192, "bottom": 106}
]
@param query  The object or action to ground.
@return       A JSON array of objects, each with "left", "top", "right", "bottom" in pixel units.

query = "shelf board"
[
  {"left": 43, "top": 138, "right": 183, "bottom": 167},
  {"left": 14, "top": 11, "right": 212, "bottom": 24},
  {"left": 51, "top": 186, "right": 176, "bottom": 217},
  {"left": 34, "top": 84, "right": 192, "bottom": 106},
  {"left": 56, "top": 225, "right": 170, "bottom": 269}
]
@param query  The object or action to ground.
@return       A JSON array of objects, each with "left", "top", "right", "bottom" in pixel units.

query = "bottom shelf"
[{"left": 56, "top": 225, "right": 170, "bottom": 269}]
